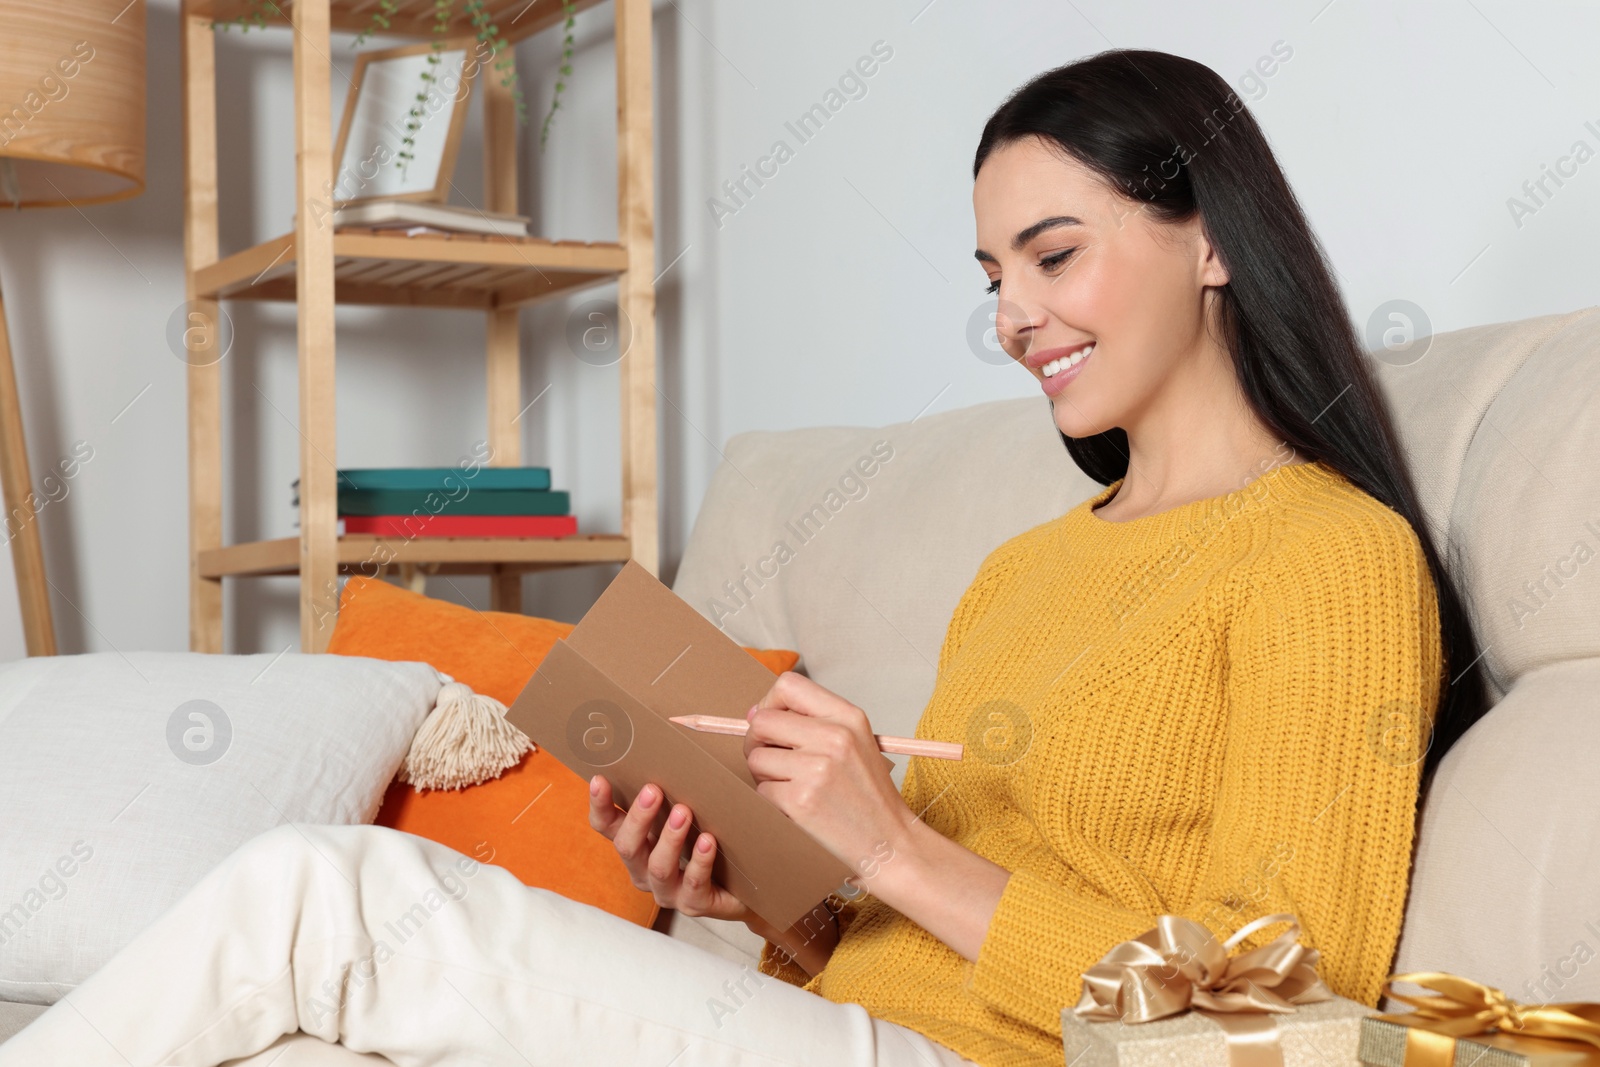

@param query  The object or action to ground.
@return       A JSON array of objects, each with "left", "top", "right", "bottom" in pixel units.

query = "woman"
[{"left": 0, "top": 47, "right": 1487, "bottom": 1067}]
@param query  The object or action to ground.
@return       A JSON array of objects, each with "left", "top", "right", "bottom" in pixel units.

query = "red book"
[{"left": 342, "top": 514, "right": 578, "bottom": 538}]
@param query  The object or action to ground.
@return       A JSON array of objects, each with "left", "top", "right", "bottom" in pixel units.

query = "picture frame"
[{"left": 331, "top": 39, "right": 479, "bottom": 207}]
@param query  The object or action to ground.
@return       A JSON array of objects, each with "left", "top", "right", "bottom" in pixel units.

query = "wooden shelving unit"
[{"left": 180, "top": 0, "right": 659, "bottom": 652}]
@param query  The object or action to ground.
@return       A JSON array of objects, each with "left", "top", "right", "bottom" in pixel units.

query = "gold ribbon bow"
[
  {"left": 1378, "top": 972, "right": 1600, "bottom": 1065},
  {"left": 1074, "top": 912, "right": 1333, "bottom": 1067}
]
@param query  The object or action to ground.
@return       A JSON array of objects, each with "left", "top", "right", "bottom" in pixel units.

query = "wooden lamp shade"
[{"left": 0, "top": 0, "right": 145, "bottom": 207}]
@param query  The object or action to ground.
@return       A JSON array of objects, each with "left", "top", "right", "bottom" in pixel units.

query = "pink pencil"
[{"left": 668, "top": 714, "right": 964, "bottom": 761}]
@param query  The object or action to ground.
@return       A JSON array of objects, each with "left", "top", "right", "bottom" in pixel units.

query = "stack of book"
[
  {"left": 292, "top": 467, "right": 576, "bottom": 538},
  {"left": 330, "top": 200, "right": 531, "bottom": 238}
]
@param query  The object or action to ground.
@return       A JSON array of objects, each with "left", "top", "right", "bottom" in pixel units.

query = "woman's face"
[{"left": 972, "top": 135, "right": 1230, "bottom": 440}]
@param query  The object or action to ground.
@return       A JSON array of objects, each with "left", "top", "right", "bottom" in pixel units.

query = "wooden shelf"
[
  {"left": 199, "top": 534, "right": 632, "bottom": 578},
  {"left": 194, "top": 0, "right": 607, "bottom": 44},
  {"left": 183, "top": 0, "right": 659, "bottom": 651},
  {"left": 195, "top": 229, "right": 628, "bottom": 309}
]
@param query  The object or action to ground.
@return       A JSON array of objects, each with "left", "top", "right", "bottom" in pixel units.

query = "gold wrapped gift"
[
  {"left": 1358, "top": 972, "right": 1600, "bottom": 1066},
  {"left": 1063, "top": 912, "right": 1374, "bottom": 1066}
]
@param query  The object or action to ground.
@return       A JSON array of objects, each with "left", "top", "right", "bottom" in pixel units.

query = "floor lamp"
[{"left": 0, "top": 0, "right": 145, "bottom": 655}]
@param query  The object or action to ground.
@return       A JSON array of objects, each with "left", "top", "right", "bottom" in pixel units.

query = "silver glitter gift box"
[
  {"left": 1061, "top": 995, "right": 1374, "bottom": 1066},
  {"left": 1358, "top": 1016, "right": 1600, "bottom": 1066}
]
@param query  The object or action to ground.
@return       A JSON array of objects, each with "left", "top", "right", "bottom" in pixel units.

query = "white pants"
[{"left": 0, "top": 823, "right": 978, "bottom": 1067}]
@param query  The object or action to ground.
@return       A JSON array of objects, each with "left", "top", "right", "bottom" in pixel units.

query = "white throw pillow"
[{"left": 0, "top": 651, "right": 443, "bottom": 1005}]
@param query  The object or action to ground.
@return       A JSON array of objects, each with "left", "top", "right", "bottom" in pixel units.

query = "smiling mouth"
[{"left": 1040, "top": 343, "right": 1095, "bottom": 379}]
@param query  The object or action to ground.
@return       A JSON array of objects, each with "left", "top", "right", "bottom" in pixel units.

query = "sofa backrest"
[
  {"left": 1374, "top": 304, "right": 1600, "bottom": 1003},
  {"left": 672, "top": 305, "right": 1600, "bottom": 1000}
]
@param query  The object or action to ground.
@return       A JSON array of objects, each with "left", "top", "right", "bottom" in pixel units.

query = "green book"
[{"left": 291, "top": 466, "right": 553, "bottom": 492}]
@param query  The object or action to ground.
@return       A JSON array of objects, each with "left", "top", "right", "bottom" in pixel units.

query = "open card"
[{"left": 504, "top": 561, "right": 855, "bottom": 930}]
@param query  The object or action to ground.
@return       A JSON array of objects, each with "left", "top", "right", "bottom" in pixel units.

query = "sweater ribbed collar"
[{"left": 1060, "top": 458, "right": 1342, "bottom": 555}]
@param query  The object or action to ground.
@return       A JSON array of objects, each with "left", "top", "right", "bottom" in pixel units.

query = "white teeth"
[{"left": 1042, "top": 343, "right": 1095, "bottom": 378}]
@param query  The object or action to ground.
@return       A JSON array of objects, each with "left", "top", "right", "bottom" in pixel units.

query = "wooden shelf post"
[
  {"left": 485, "top": 52, "right": 523, "bottom": 614},
  {"left": 616, "top": 0, "right": 659, "bottom": 577},
  {"left": 182, "top": 2, "right": 224, "bottom": 653},
  {"left": 293, "top": 0, "right": 340, "bottom": 652}
]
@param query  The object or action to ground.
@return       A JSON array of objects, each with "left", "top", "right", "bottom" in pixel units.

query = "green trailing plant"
[
  {"left": 351, "top": 0, "right": 399, "bottom": 46},
  {"left": 210, "top": 0, "right": 279, "bottom": 33},
  {"left": 467, "top": 0, "right": 527, "bottom": 130},
  {"left": 539, "top": 0, "right": 576, "bottom": 150},
  {"left": 389, "top": 0, "right": 459, "bottom": 173}
]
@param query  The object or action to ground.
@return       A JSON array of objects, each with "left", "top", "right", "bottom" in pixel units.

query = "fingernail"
[
  {"left": 589, "top": 776, "right": 601, "bottom": 796},
  {"left": 746, "top": 703, "right": 759, "bottom": 720},
  {"left": 640, "top": 785, "right": 658, "bottom": 807},
  {"left": 696, "top": 833, "right": 713, "bottom": 853},
  {"left": 668, "top": 805, "right": 687, "bottom": 830}
]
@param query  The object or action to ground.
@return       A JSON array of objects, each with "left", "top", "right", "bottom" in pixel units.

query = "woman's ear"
[{"left": 1196, "top": 223, "right": 1230, "bottom": 288}]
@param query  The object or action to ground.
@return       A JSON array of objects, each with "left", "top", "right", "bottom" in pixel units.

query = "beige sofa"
[{"left": 7, "top": 304, "right": 1597, "bottom": 1062}]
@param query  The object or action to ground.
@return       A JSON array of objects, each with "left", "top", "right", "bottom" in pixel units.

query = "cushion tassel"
[{"left": 398, "top": 682, "right": 535, "bottom": 792}]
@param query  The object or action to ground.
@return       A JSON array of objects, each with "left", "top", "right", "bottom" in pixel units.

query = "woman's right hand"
[{"left": 587, "top": 776, "right": 761, "bottom": 926}]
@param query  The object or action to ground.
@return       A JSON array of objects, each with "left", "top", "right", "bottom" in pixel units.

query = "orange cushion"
[{"left": 327, "top": 575, "right": 799, "bottom": 929}]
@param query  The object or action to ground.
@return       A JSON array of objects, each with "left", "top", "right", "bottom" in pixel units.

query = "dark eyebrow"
[{"left": 973, "top": 215, "right": 1084, "bottom": 264}]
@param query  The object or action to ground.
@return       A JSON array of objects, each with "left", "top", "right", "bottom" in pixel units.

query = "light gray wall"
[{"left": 1, "top": 0, "right": 1596, "bottom": 658}]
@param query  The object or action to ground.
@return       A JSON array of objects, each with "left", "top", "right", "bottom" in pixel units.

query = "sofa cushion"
[
  {"left": 1374, "top": 304, "right": 1600, "bottom": 700},
  {"left": 0, "top": 652, "right": 440, "bottom": 1005},
  {"left": 1391, "top": 656, "right": 1600, "bottom": 1003}
]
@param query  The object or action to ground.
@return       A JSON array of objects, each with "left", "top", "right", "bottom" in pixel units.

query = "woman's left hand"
[{"left": 742, "top": 671, "right": 914, "bottom": 887}]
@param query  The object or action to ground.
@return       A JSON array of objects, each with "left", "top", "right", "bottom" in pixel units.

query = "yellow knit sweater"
[{"left": 757, "top": 458, "right": 1444, "bottom": 1067}]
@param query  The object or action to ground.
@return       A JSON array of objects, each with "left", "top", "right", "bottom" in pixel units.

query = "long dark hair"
[{"left": 973, "top": 49, "right": 1489, "bottom": 782}]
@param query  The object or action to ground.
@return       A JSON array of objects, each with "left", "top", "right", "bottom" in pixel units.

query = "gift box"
[
  {"left": 1359, "top": 1015, "right": 1600, "bottom": 1066},
  {"left": 1065, "top": 912, "right": 1372, "bottom": 1066},
  {"left": 1356, "top": 972, "right": 1600, "bottom": 1066},
  {"left": 1063, "top": 993, "right": 1372, "bottom": 1066}
]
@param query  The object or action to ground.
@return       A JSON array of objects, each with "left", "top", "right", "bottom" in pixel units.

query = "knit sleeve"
[
  {"left": 756, "top": 892, "right": 862, "bottom": 987},
  {"left": 758, "top": 939, "right": 813, "bottom": 987},
  {"left": 967, "top": 516, "right": 1444, "bottom": 1034}
]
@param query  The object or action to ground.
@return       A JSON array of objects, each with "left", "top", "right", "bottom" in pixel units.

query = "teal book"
[
  {"left": 334, "top": 487, "right": 569, "bottom": 517},
  {"left": 291, "top": 466, "right": 553, "bottom": 492}
]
